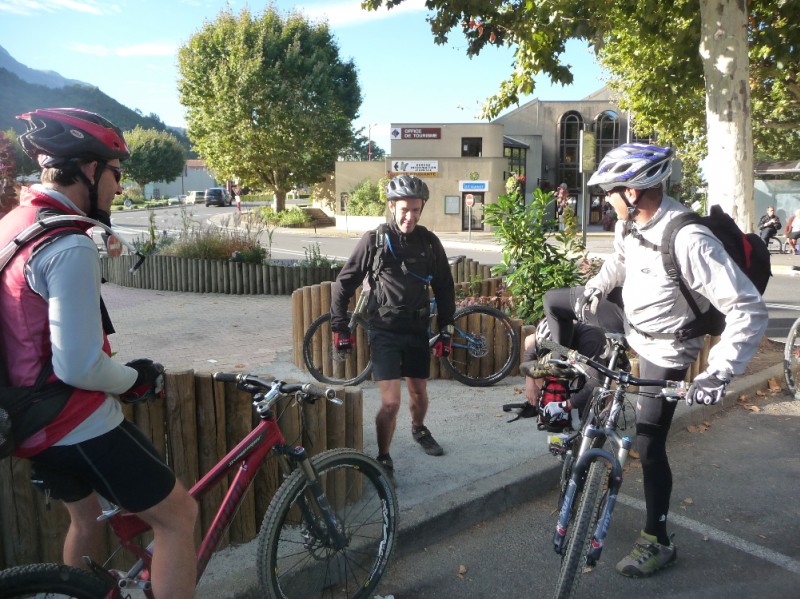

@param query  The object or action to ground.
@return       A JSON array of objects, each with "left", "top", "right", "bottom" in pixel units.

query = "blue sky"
[{"left": 0, "top": 0, "right": 606, "bottom": 151}]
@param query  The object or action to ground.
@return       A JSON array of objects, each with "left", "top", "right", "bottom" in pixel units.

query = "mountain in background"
[
  {"left": 0, "top": 45, "right": 91, "bottom": 90},
  {"left": 0, "top": 45, "right": 193, "bottom": 154}
]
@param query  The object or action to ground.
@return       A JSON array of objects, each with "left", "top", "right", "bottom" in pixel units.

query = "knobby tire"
[
  {"left": 784, "top": 316, "right": 800, "bottom": 399},
  {"left": 441, "top": 304, "right": 520, "bottom": 387},
  {"left": 0, "top": 563, "right": 114, "bottom": 598},
  {"left": 303, "top": 312, "right": 372, "bottom": 386},
  {"left": 257, "top": 448, "right": 398, "bottom": 599},
  {"left": 552, "top": 460, "right": 609, "bottom": 599}
]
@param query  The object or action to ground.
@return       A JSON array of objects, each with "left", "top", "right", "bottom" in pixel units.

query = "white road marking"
[{"left": 618, "top": 494, "right": 800, "bottom": 575}]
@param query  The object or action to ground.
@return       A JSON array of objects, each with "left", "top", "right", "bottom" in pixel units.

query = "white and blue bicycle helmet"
[{"left": 587, "top": 143, "right": 673, "bottom": 191}]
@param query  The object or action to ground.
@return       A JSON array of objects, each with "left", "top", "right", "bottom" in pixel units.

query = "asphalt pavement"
[{"left": 99, "top": 225, "right": 797, "bottom": 599}]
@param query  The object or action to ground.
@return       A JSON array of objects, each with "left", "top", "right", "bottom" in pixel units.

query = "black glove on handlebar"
[{"left": 121, "top": 358, "right": 165, "bottom": 404}]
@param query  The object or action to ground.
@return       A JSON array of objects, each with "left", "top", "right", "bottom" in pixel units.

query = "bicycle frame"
[
  {"left": 96, "top": 380, "right": 339, "bottom": 595},
  {"left": 544, "top": 337, "right": 685, "bottom": 566}
]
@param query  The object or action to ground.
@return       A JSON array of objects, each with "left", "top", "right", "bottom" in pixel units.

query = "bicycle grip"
[
  {"left": 213, "top": 372, "right": 239, "bottom": 383},
  {"left": 302, "top": 383, "right": 340, "bottom": 403}
]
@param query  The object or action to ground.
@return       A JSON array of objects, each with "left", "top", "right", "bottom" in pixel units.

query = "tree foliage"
[
  {"left": 2, "top": 128, "right": 36, "bottom": 177},
  {"left": 346, "top": 178, "right": 388, "bottom": 216},
  {"left": 339, "top": 126, "right": 387, "bottom": 161},
  {"left": 123, "top": 126, "right": 186, "bottom": 196},
  {"left": 484, "top": 178, "right": 586, "bottom": 323},
  {"left": 178, "top": 6, "right": 361, "bottom": 211},
  {"left": 363, "top": 1, "right": 800, "bottom": 160}
]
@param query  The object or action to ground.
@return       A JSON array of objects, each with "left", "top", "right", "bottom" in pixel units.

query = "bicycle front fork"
[
  {"left": 277, "top": 446, "right": 349, "bottom": 550},
  {"left": 552, "top": 429, "right": 632, "bottom": 564}
]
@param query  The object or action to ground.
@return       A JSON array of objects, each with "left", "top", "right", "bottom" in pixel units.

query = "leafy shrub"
[
  {"left": 346, "top": 178, "right": 387, "bottom": 216},
  {"left": 297, "top": 242, "right": 342, "bottom": 268},
  {"left": 277, "top": 207, "right": 312, "bottom": 226},
  {"left": 484, "top": 177, "right": 588, "bottom": 323}
]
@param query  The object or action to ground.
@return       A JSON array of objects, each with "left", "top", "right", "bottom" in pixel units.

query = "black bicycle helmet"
[
  {"left": 587, "top": 143, "right": 672, "bottom": 192},
  {"left": 386, "top": 174, "right": 429, "bottom": 202},
  {"left": 17, "top": 108, "right": 130, "bottom": 167}
]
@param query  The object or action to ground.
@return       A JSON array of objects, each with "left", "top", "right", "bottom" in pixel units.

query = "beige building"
[{"left": 335, "top": 87, "right": 668, "bottom": 232}]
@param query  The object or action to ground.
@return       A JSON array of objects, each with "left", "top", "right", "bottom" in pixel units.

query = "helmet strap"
[{"left": 74, "top": 161, "right": 105, "bottom": 219}]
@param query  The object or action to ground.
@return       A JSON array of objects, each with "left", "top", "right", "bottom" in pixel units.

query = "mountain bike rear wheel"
[
  {"left": 441, "top": 304, "right": 520, "bottom": 387},
  {"left": 783, "top": 316, "right": 800, "bottom": 399},
  {"left": 552, "top": 460, "right": 609, "bottom": 599},
  {"left": 0, "top": 563, "right": 114, "bottom": 598},
  {"left": 303, "top": 311, "right": 372, "bottom": 386},
  {"left": 257, "top": 448, "right": 398, "bottom": 599}
]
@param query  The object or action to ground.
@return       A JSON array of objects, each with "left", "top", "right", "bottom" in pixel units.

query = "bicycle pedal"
[{"left": 547, "top": 433, "right": 570, "bottom": 457}]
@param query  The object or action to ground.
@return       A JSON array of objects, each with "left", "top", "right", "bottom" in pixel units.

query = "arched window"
[
  {"left": 557, "top": 111, "right": 583, "bottom": 191},
  {"left": 595, "top": 110, "right": 620, "bottom": 167}
]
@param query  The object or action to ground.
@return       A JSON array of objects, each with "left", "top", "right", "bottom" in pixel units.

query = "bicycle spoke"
[{"left": 258, "top": 450, "right": 397, "bottom": 599}]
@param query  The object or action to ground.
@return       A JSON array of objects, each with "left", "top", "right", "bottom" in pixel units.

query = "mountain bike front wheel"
[
  {"left": 302, "top": 311, "right": 372, "bottom": 386},
  {"left": 784, "top": 316, "right": 800, "bottom": 399},
  {"left": 0, "top": 563, "right": 114, "bottom": 598},
  {"left": 441, "top": 304, "right": 520, "bottom": 387},
  {"left": 553, "top": 460, "right": 610, "bottom": 599},
  {"left": 257, "top": 448, "right": 398, "bottom": 599}
]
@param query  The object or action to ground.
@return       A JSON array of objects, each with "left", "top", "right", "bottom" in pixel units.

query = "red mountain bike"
[{"left": 0, "top": 374, "right": 398, "bottom": 599}]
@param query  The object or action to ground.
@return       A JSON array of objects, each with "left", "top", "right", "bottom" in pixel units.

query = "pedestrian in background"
[
  {"left": 758, "top": 206, "right": 780, "bottom": 245},
  {"left": 784, "top": 208, "right": 800, "bottom": 254},
  {"left": 556, "top": 182, "right": 569, "bottom": 230}
]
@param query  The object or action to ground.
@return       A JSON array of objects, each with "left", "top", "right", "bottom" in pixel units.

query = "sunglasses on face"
[{"left": 106, "top": 165, "right": 122, "bottom": 184}]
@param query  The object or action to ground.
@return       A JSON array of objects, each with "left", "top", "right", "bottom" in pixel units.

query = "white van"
[{"left": 185, "top": 190, "right": 205, "bottom": 205}]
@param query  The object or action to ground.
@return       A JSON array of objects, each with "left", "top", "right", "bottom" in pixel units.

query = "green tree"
[
  {"left": 346, "top": 178, "right": 387, "bottom": 216},
  {"left": 484, "top": 177, "right": 586, "bottom": 323},
  {"left": 3, "top": 128, "right": 37, "bottom": 177},
  {"left": 178, "top": 6, "right": 361, "bottom": 212},
  {"left": 339, "top": 127, "right": 387, "bottom": 161},
  {"left": 364, "top": 0, "right": 799, "bottom": 230},
  {"left": 123, "top": 126, "right": 186, "bottom": 198}
]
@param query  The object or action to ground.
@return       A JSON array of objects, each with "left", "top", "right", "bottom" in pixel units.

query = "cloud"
[
  {"left": 68, "top": 41, "right": 178, "bottom": 58},
  {"left": 0, "top": 0, "right": 118, "bottom": 16},
  {"left": 297, "top": 0, "right": 429, "bottom": 29}
]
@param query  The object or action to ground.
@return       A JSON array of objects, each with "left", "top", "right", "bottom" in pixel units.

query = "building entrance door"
[{"left": 461, "top": 193, "right": 484, "bottom": 231}]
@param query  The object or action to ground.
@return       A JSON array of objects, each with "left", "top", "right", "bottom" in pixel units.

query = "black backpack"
[{"left": 631, "top": 204, "right": 770, "bottom": 340}]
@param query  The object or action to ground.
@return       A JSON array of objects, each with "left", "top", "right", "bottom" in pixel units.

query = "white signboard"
[{"left": 390, "top": 160, "right": 439, "bottom": 176}]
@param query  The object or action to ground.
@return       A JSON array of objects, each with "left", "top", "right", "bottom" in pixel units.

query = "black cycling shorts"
[
  {"left": 29, "top": 419, "right": 177, "bottom": 513},
  {"left": 369, "top": 328, "right": 431, "bottom": 381}
]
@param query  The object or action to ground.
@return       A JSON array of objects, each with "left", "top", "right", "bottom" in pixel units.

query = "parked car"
[
  {"left": 168, "top": 194, "right": 187, "bottom": 205},
  {"left": 205, "top": 187, "right": 232, "bottom": 207},
  {"left": 185, "top": 191, "right": 204, "bottom": 205}
]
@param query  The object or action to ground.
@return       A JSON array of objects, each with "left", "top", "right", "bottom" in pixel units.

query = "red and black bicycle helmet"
[{"left": 17, "top": 108, "right": 130, "bottom": 167}]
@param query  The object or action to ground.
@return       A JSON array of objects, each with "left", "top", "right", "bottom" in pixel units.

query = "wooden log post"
[
  {"left": 292, "top": 290, "right": 304, "bottom": 369},
  {"left": 195, "top": 374, "right": 229, "bottom": 545},
  {"left": 224, "top": 381, "right": 257, "bottom": 543},
  {"left": 344, "top": 386, "right": 364, "bottom": 502}
]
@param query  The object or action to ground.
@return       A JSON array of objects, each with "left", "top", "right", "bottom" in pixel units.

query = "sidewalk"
[{"left": 99, "top": 228, "right": 790, "bottom": 599}]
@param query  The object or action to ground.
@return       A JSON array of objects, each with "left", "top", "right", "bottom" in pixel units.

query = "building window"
[
  {"left": 462, "top": 137, "right": 482, "bottom": 157},
  {"left": 504, "top": 145, "right": 527, "bottom": 197},
  {"left": 595, "top": 111, "right": 620, "bottom": 167},
  {"left": 558, "top": 111, "right": 583, "bottom": 191}
]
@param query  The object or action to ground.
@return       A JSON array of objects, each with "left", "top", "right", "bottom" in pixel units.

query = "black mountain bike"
[
  {"left": 538, "top": 336, "right": 686, "bottom": 599},
  {"left": 303, "top": 289, "right": 520, "bottom": 387}
]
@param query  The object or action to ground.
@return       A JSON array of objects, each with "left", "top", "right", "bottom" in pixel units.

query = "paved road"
[{"left": 375, "top": 394, "right": 800, "bottom": 599}]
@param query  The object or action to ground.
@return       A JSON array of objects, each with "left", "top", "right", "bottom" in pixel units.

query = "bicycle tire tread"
[
  {"left": 441, "top": 304, "right": 520, "bottom": 387},
  {"left": 256, "top": 448, "right": 398, "bottom": 599},
  {"left": 0, "top": 562, "right": 113, "bottom": 598},
  {"left": 302, "top": 312, "right": 372, "bottom": 386},
  {"left": 552, "top": 461, "right": 608, "bottom": 599}
]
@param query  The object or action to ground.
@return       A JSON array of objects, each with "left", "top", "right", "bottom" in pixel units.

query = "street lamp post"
[{"left": 367, "top": 123, "right": 377, "bottom": 161}]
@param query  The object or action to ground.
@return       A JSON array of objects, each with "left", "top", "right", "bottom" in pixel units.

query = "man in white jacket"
[{"left": 576, "top": 143, "right": 767, "bottom": 578}]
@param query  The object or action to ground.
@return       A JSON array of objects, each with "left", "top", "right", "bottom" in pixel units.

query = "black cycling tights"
[
  {"left": 636, "top": 357, "right": 688, "bottom": 546},
  {"left": 543, "top": 286, "right": 625, "bottom": 346}
]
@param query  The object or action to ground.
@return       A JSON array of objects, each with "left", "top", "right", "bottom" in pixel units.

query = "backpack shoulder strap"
[
  {"left": 369, "top": 223, "right": 389, "bottom": 282},
  {"left": 662, "top": 212, "right": 704, "bottom": 318}
]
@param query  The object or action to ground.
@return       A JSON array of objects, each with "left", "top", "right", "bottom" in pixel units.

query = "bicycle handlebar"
[
  {"left": 539, "top": 339, "right": 687, "bottom": 401},
  {"left": 212, "top": 373, "right": 338, "bottom": 403}
]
